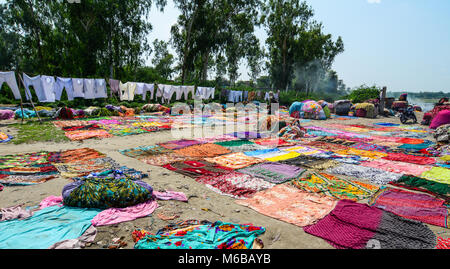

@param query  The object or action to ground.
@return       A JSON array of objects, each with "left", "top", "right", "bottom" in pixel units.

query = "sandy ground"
[{"left": 0, "top": 111, "right": 449, "bottom": 249}]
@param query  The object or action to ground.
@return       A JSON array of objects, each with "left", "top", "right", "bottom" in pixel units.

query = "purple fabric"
[
  {"left": 430, "top": 109, "right": 450, "bottom": 129},
  {"left": 161, "top": 139, "right": 205, "bottom": 149},
  {"left": 134, "top": 180, "right": 153, "bottom": 194},
  {"left": 0, "top": 110, "right": 15, "bottom": 120},
  {"left": 227, "top": 131, "right": 271, "bottom": 139},
  {"left": 108, "top": 79, "right": 120, "bottom": 93},
  {"left": 303, "top": 200, "right": 381, "bottom": 249},
  {"left": 370, "top": 188, "right": 449, "bottom": 228},
  {"left": 62, "top": 180, "right": 84, "bottom": 200},
  {"left": 238, "top": 162, "right": 305, "bottom": 184}
]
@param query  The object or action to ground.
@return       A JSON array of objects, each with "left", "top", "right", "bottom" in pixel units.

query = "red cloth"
[
  {"left": 356, "top": 109, "right": 366, "bottom": 118},
  {"left": 382, "top": 152, "right": 436, "bottom": 165}
]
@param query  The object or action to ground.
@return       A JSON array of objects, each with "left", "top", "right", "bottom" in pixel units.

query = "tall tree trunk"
[
  {"left": 26, "top": 0, "right": 44, "bottom": 71},
  {"left": 201, "top": 50, "right": 209, "bottom": 82},
  {"left": 182, "top": 5, "right": 199, "bottom": 84}
]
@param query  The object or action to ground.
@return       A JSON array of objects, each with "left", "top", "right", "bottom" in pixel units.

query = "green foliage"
[
  {"left": 262, "top": 0, "right": 344, "bottom": 92},
  {"left": 345, "top": 85, "right": 381, "bottom": 104}
]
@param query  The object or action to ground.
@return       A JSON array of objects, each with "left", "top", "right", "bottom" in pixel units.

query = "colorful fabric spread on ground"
[
  {"left": 369, "top": 188, "right": 449, "bottom": 228},
  {"left": 326, "top": 163, "right": 402, "bottom": 185},
  {"left": 195, "top": 172, "right": 275, "bottom": 199},
  {"left": 0, "top": 152, "right": 59, "bottom": 185},
  {"left": 134, "top": 221, "right": 265, "bottom": 249},
  {"left": 53, "top": 115, "right": 173, "bottom": 141},
  {"left": 112, "top": 120, "right": 449, "bottom": 249},
  {"left": 237, "top": 162, "right": 306, "bottom": 184},
  {"left": 0, "top": 205, "right": 100, "bottom": 249},
  {"left": 236, "top": 184, "right": 338, "bottom": 227},
  {"left": 390, "top": 175, "right": 449, "bottom": 201},
  {"left": 303, "top": 200, "right": 437, "bottom": 249},
  {"left": 292, "top": 172, "right": 379, "bottom": 201},
  {"left": 162, "top": 160, "right": 234, "bottom": 178}
]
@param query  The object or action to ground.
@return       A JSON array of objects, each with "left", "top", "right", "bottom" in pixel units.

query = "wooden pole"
[
  {"left": 380, "top": 86, "right": 387, "bottom": 116},
  {"left": 17, "top": 73, "right": 42, "bottom": 123}
]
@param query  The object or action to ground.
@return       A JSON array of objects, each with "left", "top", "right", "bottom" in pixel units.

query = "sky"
[
  {"left": 2, "top": 0, "right": 449, "bottom": 92},
  {"left": 145, "top": 0, "right": 450, "bottom": 92}
]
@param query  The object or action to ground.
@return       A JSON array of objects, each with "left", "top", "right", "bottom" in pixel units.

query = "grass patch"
[{"left": 10, "top": 120, "right": 69, "bottom": 145}]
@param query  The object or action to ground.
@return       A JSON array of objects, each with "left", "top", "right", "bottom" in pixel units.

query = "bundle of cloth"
[
  {"left": 354, "top": 103, "right": 376, "bottom": 118},
  {"left": 0, "top": 132, "right": 13, "bottom": 143},
  {"left": 55, "top": 107, "right": 74, "bottom": 120},
  {"left": 434, "top": 124, "right": 450, "bottom": 144},
  {"left": 83, "top": 106, "right": 100, "bottom": 116},
  {"left": 333, "top": 100, "right": 352, "bottom": 116},
  {"left": 289, "top": 101, "right": 326, "bottom": 120},
  {"left": 0, "top": 110, "right": 14, "bottom": 120},
  {"left": 62, "top": 170, "right": 153, "bottom": 209},
  {"left": 430, "top": 110, "right": 450, "bottom": 129},
  {"left": 392, "top": 101, "right": 408, "bottom": 111},
  {"left": 317, "top": 100, "right": 331, "bottom": 119},
  {"left": 14, "top": 108, "right": 37, "bottom": 119},
  {"left": 141, "top": 104, "right": 170, "bottom": 114},
  {"left": 423, "top": 104, "right": 450, "bottom": 126},
  {"left": 278, "top": 118, "right": 307, "bottom": 140}
]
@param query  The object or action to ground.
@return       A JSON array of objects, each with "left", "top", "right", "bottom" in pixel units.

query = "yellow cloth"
[
  {"left": 265, "top": 151, "right": 301, "bottom": 162},
  {"left": 336, "top": 148, "right": 387, "bottom": 159}
]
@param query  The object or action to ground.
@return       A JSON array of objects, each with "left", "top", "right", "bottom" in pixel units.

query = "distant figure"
[{"left": 399, "top": 93, "right": 408, "bottom": 102}]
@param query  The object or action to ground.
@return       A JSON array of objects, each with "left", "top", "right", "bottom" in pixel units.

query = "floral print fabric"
[
  {"left": 292, "top": 172, "right": 379, "bottom": 201},
  {"left": 134, "top": 221, "right": 265, "bottom": 249},
  {"left": 195, "top": 171, "right": 275, "bottom": 199},
  {"left": 205, "top": 152, "right": 265, "bottom": 169},
  {"left": 236, "top": 184, "right": 338, "bottom": 227}
]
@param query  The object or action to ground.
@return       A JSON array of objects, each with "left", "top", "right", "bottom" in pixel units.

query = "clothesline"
[
  {"left": 1, "top": 71, "right": 281, "bottom": 105},
  {"left": 0, "top": 71, "right": 218, "bottom": 104}
]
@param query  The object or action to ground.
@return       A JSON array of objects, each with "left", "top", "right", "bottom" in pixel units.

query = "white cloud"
[{"left": 367, "top": 0, "right": 381, "bottom": 4}]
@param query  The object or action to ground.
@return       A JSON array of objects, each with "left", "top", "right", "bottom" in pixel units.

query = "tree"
[
  {"left": 171, "top": 0, "right": 262, "bottom": 84},
  {"left": 3, "top": 0, "right": 166, "bottom": 79},
  {"left": 262, "top": 0, "right": 344, "bottom": 93},
  {"left": 0, "top": 4, "right": 20, "bottom": 70},
  {"left": 152, "top": 39, "right": 175, "bottom": 80}
]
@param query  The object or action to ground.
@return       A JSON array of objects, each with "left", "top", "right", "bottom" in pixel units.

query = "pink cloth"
[
  {"left": 0, "top": 205, "right": 33, "bottom": 221},
  {"left": 153, "top": 191, "right": 188, "bottom": 202},
  {"left": 0, "top": 110, "right": 14, "bottom": 120},
  {"left": 91, "top": 200, "right": 159, "bottom": 227},
  {"left": 360, "top": 159, "right": 433, "bottom": 177},
  {"left": 430, "top": 110, "right": 450, "bottom": 129},
  {"left": 39, "top": 196, "right": 63, "bottom": 209}
]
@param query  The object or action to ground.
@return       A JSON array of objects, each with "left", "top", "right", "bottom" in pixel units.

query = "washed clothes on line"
[
  {"left": 55, "top": 78, "right": 74, "bottom": 101},
  {"left": 0, "top": 71, "right": 21, "bottom": 100},
  {"left": 23, "top": 73, "right": 48, "bottom": 102}
]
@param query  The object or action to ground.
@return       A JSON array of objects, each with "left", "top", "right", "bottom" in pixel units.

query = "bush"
[{"left": 345, "top": 85, "right": 380, "bottom": 104}]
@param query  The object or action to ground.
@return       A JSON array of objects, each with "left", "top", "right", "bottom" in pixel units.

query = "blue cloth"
[
  {"left": 244, "top": 148, "right": 280, "bottom": 157},
  {"left": 289, "top": 102, "right": 304, "bottom": 116},
  {"left": 374, "top": 123, "right": 400, "bottom": 127},
  {"left": 14, "top": 108, "right": 37, "bottom": 119},
  {"left": 0, "top": 205, "right": 100, "bottom": 249}
]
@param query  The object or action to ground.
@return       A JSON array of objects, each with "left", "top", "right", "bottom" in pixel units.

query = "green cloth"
[
  {"left": 63, "top": 177, "right": 153, "bottom": 209},
  {"left": 215, "top": 140, "right": 255, "bottom": 147},
  {"left": 420, "top": 167, "right": 450, "bottom": 185},
  {"left": 134, "top": 221, "right": 265, "bottom": 249},
  {"left": 323, "top": 106, "right": 331, "bottom": 118},
  {"left": 393, "top": 175, "right": 449, "bottom": 199}
]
